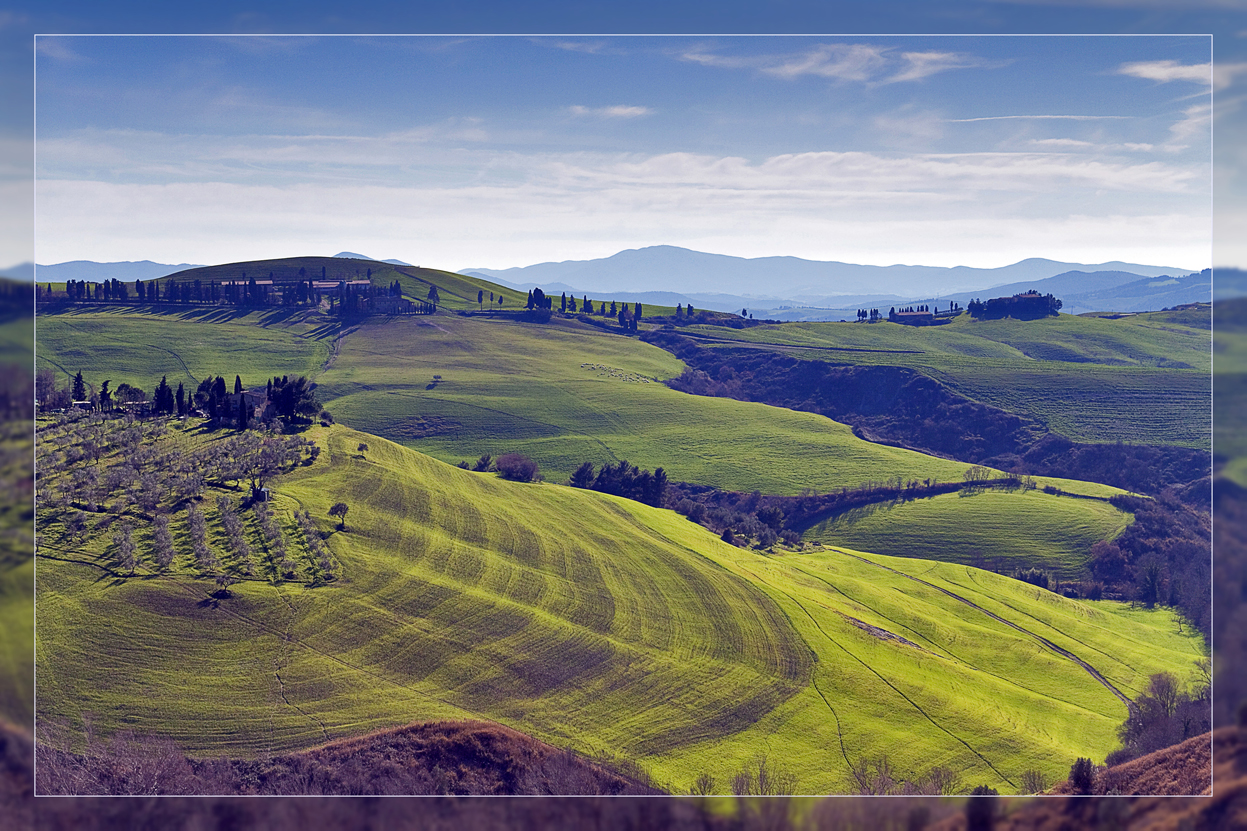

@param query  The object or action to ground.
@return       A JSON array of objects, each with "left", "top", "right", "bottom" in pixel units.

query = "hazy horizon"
[{"left": 33, "top": 35, "right": 1212, "bottom": 275}]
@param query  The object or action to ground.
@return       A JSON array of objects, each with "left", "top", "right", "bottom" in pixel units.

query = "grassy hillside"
[
  {"left": 156, "top": 255, "right": 683, "bottom": 317},
  {"left": 35, "top": 419, "right": 1204, "bottom": 793},
  {"left": 1215, "top": 299, "right": 1247, "bottom": 485},
  {"left": 801, "top": 488, "right": 1131, "bottom": 579},
  {"left": 35, "top": 307, "right": 333, "bottom": 392},
  {"left": 35, "top": 304, "right": 981, "bottom": 494},
  {"left": 680, "top": 309, "right": 1211, "bottom": 450},
  {"left": 316, "top": 312, "right": 986, "bottom": 494},
  {"left": 0, "top": 418, "right": 32, "bottom": 728}
]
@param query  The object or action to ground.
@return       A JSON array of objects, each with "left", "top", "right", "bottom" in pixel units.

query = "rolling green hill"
[
  {"left": 34, "top": 303, "right": 1130, "bottom": 574},
  {"left": 679, "top": 309, "right": 1211, "bottom": 450},
  {"left": 35, "top": 307, "right": 334, "bottom": 393},
  {"left": 35, "top": 420, "right": 1204, "bottom": 794},
  {"left": 800, "top": 488, "right": 1131, "bottom": 579},
  {"left": 155, "top": 256, "right": 684, "bottom": 317}
]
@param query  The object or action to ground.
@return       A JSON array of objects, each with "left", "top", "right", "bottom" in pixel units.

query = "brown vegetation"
[{"left": 35, "top": 719, "right": 662, "bottom": 796}]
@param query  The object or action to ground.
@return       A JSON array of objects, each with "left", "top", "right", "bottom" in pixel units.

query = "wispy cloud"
[
  {"left": 1115, "top": 57, "right": 1247, "bottom": 95},
  {"left": 761, "top": 44, "right": 889, "bottom": 81},
  {"left": 1169, "top": 103, "right": 1211, "bottom": 144},
  {"left": 680, "top": 43, "right": 984, "bottom": 84},
  {"left": 568, "top": 105, "right": 652, "bottom": 118},
  {"left": 550, "top": 40, "right": 608, "bottom": 54},
  {"left": 948, "top": 114, "right": 1131, "bottom": 122},
  {"left": 1028, "top": 138, "right": 1157, "bottom": 153},
  {"left": 34, "top": 37, "right": 87, "bottom": 63},
  {"left": 1030, "top": 138, "right": 1094, "bottom": 148},
  {"left": 887, "top": 51, "right": 986, "bottom": 83},
  {"left": 1118, "top": 60, "right": 1210, "bottom": 85}
]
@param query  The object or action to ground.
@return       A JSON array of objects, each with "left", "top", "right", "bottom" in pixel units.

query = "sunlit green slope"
[{"left": 36, "top": 424, "right": 1204, "bottom": 793}]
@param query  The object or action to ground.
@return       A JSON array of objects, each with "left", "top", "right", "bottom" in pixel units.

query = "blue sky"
[
  {"left": 30, "top": 34, "right": 1213, "bottom": 270},
  {"left": 2, "top": 2, "right": 1244, "bottom": 272}
]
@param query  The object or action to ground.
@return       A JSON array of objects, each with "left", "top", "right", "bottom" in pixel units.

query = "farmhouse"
[{"left": 890, "top": 309, "right": 934, "bottom": 325}]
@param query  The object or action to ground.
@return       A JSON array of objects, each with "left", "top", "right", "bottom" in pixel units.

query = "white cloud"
[
  {"left": 679, "top": 43, "right": 983, "bottom": 85},
  {"left": 1170, "top": 103, "right": 1212, "bottom": 143},
  {"left": 887, "top": 51, "right": 984, "bottom": 83},
  {"left": 948, "top": 115, "right": 1131, "bottom": 122},
  {"left": 1118, "top": 60, "right": 1211, "bottom": 86},
  {"left": 1116, "top": 59, "right": 1247, "bottom": 92},
  {"left": 1028, "top": 139, "right": 1160, "bottom": 153},
  {"left": 567, "top": 105, "right": 653, "bottom": 119},
  {"left": 33, "top": 179, "right": 1208, "bottom": 271},
  {"left": 1030, "top": 138, "right": 1094, "bottom": 148},
  {"left": 761, "top": 44, "right": 889, "bottom": 81},
  {"left": 549, "top": 40, "right": 608, "bottom": 54}
]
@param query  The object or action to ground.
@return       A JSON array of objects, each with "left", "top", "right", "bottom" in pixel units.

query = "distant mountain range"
[
  {"left": 462, "top": 245, "right": 1190, "bottom": 301},
  {"left": 29, "top": 260, "right": 205, "bottom": 283},
  {"left": 16, "top": 247, "right": 1237, "bottom": 314}
]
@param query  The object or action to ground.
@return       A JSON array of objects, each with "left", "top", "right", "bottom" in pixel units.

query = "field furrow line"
[
  {"left": 840, "top": 551, "right": 1132, "bottom": 708},
  {"left": 734, "top": 564, "right": 1015, "bottom": 787}
]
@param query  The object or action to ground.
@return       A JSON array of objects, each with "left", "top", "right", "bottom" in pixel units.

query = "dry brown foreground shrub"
[{"left": 34, "top": 719, "right": 662, "bottom": 797}]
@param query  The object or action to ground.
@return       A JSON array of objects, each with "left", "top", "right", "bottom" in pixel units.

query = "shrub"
[
  {"left": 1069, "top": 757, "right": 1095, "bottom": 794},
  {"left": 1019, "top": 768, "right": 1046, "bottom": 794},
  {"left": 496, "top": 453, "right": 539, "bottom": 482}
]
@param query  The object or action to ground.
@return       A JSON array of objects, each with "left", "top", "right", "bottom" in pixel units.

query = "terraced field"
[
  {"left": 35, "top": 423, "right": 1204, "bottom": 793},
  {"left": 801, "top": 488, "right": 1131, "bottom": 579},
  {"left": 681, "top": 309, "right": 1211, "bottom": 449}
]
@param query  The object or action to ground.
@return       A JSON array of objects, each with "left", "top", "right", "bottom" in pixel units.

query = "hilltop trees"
[
  {"left": 267, "top": 375, "right": 320, "bottom": 423},
  {"left": 567, "top": 460, "right": 667, "bottom": 506}
]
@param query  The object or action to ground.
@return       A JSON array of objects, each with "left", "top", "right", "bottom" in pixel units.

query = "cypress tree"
[{"left": 234, "top": 375, "right": 243, "bottom": 395}]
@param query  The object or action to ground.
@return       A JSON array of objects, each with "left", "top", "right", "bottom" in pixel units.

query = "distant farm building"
[{"left": 890, "top": 309, "right": 934, "bottom": 325}]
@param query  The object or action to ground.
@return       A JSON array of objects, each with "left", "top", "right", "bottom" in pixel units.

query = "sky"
[
  {"left": 0, "top": 2, "right": 1244, "bottom": 274},
  {"left": 30, "top": 34, "right": 1214, "bottom": 271}
]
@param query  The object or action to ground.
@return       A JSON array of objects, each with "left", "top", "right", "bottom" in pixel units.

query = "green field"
[
  {"left": 801, "top": 488, "right": 1131, "bottom": 579},
  {"left": 35, "top": 305, "right": 982, "bottom": 494},
  {"left": 35, "top": 306, "right": 334, "bottom": 392},
  {"left": 35, "top": 421, "right": 1204, "bottom": 793},
  {"left": 682, "top": 309, "right": 1211, "bottom": 450},
  {"left": 0, "top": 557, "right": 32, "bottom": 727},
  {"left": 0, "top": 418, "right": 32, "bottom": 728},
  {"left": 311, "top": 313, "right": 1127, "bottom": 502}
]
